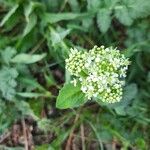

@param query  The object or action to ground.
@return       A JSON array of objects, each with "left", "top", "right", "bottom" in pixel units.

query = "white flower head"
[{"left": 65, "top": 46, "right": 130, "bottom": 103}]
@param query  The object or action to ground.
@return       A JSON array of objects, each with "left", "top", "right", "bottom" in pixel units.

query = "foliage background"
[{"left": 0, "top": 0, "right": 150, "bottom": 149}]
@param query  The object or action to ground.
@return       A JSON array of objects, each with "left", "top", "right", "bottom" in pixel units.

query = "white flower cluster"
[
  {"left": 65, "top": 46, "right": 130, "bottom": 103},
  {"left": 66, "top": 48, "right": 88, "bottom": 76}
]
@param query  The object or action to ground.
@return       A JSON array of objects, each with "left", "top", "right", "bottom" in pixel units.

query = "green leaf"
[
  {"left": 0, "top": 67, "right": 18, "bottom": 100},
  {"left": 87, "top": 0, "right": 101, "bottom": 11},
  {"left": 97, "top": 83, "right": 138, "bottom": 116},
  {"left": 24, "top": 1, "right": 34, "bottom": 21},
  {"left": 49, "top": 129, "right": 70, "bottom": 149},
  {"left": 107, "top": 0, "right": 119, "bottom": 8},
  {"left": 135, "top": 138, "right": 147, "bottom": 150},
  {"left": 123, "top": 48, "right": 140, "bottom": 57},
  {"left": 0, "top": 4, "right": 19, "bottom": 27},
  {"left": 124, "top": 0, "right": 150, "bottom": 19},
  {"left": 98, "top": 129, "right": 112, "bottom": 142},
  {"left": 0, "top": 47, "right": 16, "bottom": 64},
  {"left": 82, "top": 17, "right": 93, "bottom": 30},
  {"left": 15, "top": 100, "right": 38, "bottom": 120},
  {"left": 50, "top": 27, "right": 71, "bottom": 45},
  {"left": 115, "top": 106, "right": 126, "bottom": 116},
  {"left": 114, "top": 83, "right": 138, "bottom": 115},
  {"left": 37, "top": 118, "right": 51, "bottom": 132},
  {"left": 115, "top": 6, "right": 133, "bottom": 26},
  {"left": 97, "top": 8, "right": 111, "bottom": 33},
  {"left": 87, "top": 121, "right": 104, "bottom": 150},
  {"left": 29, "top": 99, "right": 43, "bottom": 118},
  {"left": 22, "top": 1, "right": 43, "bottom": 38},
  {"left": 56, "top": 83, "right": 86, "bottom": 109},
  {"left": 17, "top": 92, "right": 48, "bottom": 98},
  {"left": 11, "top": 53, "right": 46, "bottom": 64},
  {"left": 65, "top": 70, "right": 71, "bottom": 84},
  {"left": 23, "top": 13, "right": 37, "bottom": 37},
  {"left": 44, "top": 73, "right": 56, "bottom": 86},
  {"left": 68, "top": 0, "right": 80, "bottom": 12},
  {"left": 19, "top": 77, "right": 46, "bottom": 91},
  {"left": 121, "top": 83, "right": 138, "bottom": 105},
  {"left": 42, "top": 12, "right": 93, "bottom": 23},
  {"left": 36, "top": 144, "right": 49, "bottom": 150},
  {"left": 24, "top": 1, "right": 44, "bottom": 21}
]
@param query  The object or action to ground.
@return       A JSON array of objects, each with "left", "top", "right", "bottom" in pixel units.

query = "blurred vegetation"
[{"left": 0, "top": 0, "right": 150, "bottom": 149}]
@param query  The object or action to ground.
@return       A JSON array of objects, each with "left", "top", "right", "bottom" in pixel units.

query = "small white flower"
[
  {"left": 79, "top": 77, "right": 83, "bottom": 81},
  {"left": 85, "top": 63, "right": 90, "bottom": 68},
  {"left": 105, "top": 48, "right": 109, "bottom": 52},
  {"left": 71, "top": 78, "right": 77, "bottom": 87},
  {"left": 95, "top": 57, "right": 100, "bottom": 62},
  {"left": 102, "top": 79, "right": 106, "bottom": 84},
  {"left": 81, "top": 86, "right": 87, "bottom": 93},
  {"left": 106, "top": 88, "right": 111, "bottom": 93},
  {"left": 93, "top": 93, "right": 98, "bottom": 97},
  {"left": 88, "top": 85, "right": 94, "bottom": 91}
]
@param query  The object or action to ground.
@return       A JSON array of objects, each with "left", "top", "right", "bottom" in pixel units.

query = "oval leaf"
[
  {"left": 17, "top": 92, "right": 46, "bottom": 98},
  {"left": 0, "top": 4, "right": 19, "bottom": 27},
  {"left": 56, "top": 83, "right": 86, "bottom": 109},
  {"left": 23, "top": 13, "right": 37, "bottom": 37},
  {"left": 97, "top": 8, "right": 111, "bottom": 33},
  {"left": 11, "top": 53, "right": 46, "bottom": 64}
]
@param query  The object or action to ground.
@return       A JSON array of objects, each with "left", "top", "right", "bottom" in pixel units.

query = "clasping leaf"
[{"left": 56, "top": 82, "right": 86, "bottom": 109}]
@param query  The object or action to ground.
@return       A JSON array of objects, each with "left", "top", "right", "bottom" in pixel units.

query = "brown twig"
[
  {"left": 65, "top": 112, "right": 80, "bottom": 150},
  {"left": 22, "top": 118, "right": 28, "bottom": 150},
  {"left": 0, "top": 131, "right": 11, "bottom": 143},
  {"left": 80, "top": 124, "right": 86, "bottom": 150}
]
